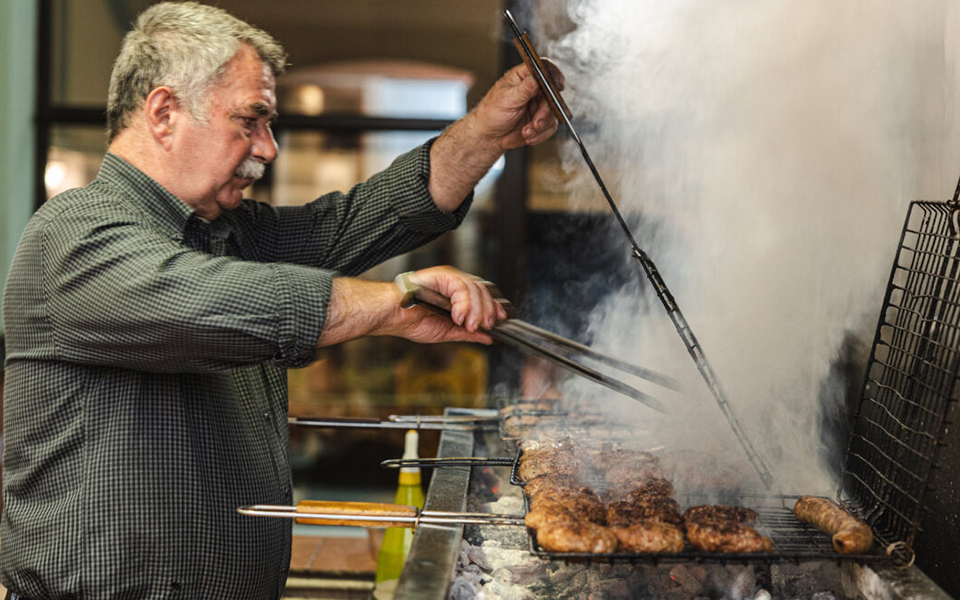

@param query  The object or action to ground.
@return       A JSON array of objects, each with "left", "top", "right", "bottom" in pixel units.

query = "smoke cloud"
[{"left": 528, "top": 0, "right": 960, "bottom": 494}]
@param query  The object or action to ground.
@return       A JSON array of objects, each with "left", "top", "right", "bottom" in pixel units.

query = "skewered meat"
[
  {"left": 606, "top": 496, "right": 683, "bottom": 527},
  {"left": 534, "top": 519, "right": 618, "bottom": 554},
  {"left": 609, "top": 521, "right": 685, "bottom": 553},
  {"left": 793, "top": 495, "right": 873, "bottom": 554},
  {"left": 683, "top": 505, "right": 757, "bottom": 526},
  {"left": 686, "top": 522, "right": 773, "bottom": 553}
]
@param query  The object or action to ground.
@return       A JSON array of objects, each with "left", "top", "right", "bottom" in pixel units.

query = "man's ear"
[{"left": 144, "top": 86, "right": 179, "bottom": 149}]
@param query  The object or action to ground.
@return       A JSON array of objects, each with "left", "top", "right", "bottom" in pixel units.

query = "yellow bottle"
[{"left": 375, "top": 429, "right": 425, "bottom": 586}]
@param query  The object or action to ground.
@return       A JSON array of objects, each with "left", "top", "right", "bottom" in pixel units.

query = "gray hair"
[{"left": 106, "top": 1, "right": 287, "bottom": 141}]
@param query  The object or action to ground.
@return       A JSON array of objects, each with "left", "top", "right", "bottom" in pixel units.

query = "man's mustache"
[{"left": 237, "top": 157, "right": 265, "bottom": 180}]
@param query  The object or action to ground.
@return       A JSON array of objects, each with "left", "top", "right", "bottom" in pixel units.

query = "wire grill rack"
[
  {"left": 526, "top": 493, "right": 890, "bottom": 563},
  {"left": 842, "top": 200, "right": 960, "bottom": 558}
]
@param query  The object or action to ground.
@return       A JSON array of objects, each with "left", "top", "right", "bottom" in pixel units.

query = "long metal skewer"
[
  {"left": 287, "top": 416, "right": 479, "bottom": 431},
  {"left": 504, "top": 9, "right": 773, "bottom": 488},
  {"left": 380, "top": 457, "right": 514, "bottom": 468},
  {"left": 237, "top": 504, "right": 526, "bottom": 527}
]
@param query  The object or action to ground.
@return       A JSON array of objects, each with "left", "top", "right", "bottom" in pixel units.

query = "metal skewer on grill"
[
  {"left": 287, "top": 401, "right": 568, "bottom": 433},
  {"left": 504, "top": 9, "right": 773, "bottom": 489},
  {"left": 238, "top": 501, "right": 525, "bottom": 527}
]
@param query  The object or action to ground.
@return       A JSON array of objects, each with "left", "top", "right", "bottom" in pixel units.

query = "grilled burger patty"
[
  {"left": 535, "top": 519, "right": 618, "bottom": 554},
  {"left": 609, "top": 521, "right": 685, "bottom": 553},
  {"left": 683, "top": 504, "right": 757, "bottom": 525},
  {"left": 686, "top": 521, "right": 773, "bottom": 553}
]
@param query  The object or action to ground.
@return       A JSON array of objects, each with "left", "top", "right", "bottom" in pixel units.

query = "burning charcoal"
[
  {"left": 482, "top": 579, "right": 536, "bottom": 600},
  {"left": 490, "top": 567, "right": 513, "bottom": 586},
  {"left": 463, "top": 524, "right": 484, "bottom": 546},
  {"left": 569, "top": 568, "right": 602, "bottom": 592},
  {"left": 448, "top": 575, "right": 482, "bottom": 600},
  {"left": 669, "top": 565, "right": 705, "bottom": 595},
  {"left": 467, "top": 545, "right": 492, "bottom": 571},
  {"left": 594, "top": 577, "right": 631, "bottom": 598}
]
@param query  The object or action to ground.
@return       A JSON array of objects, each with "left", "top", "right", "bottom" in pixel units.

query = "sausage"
[{"left": 793, "top": 495, "right": 873, "bottom": 554}]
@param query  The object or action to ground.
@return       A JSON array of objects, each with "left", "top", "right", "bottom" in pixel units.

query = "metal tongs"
[
  {"left": 505, "top": 10, "right": 773, "bottom": 488},
  {"left": 396, "top": 272, "right": 678, "bottom": 413}
]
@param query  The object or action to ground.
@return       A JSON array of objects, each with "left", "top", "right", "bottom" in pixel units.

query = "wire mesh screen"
[{"left": 842, "top": 201, "right": 960, "bottom": 552}]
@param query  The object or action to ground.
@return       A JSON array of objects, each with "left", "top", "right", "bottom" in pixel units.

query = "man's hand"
[
  {"left": 471, "top": 60, "right": 566, "bottom": 151},
  {"left": 317, "top": 266, "right": 508, "bottom": 347},
  {"left": 428, "top": 61, "right": 566, "bottom": 212}
]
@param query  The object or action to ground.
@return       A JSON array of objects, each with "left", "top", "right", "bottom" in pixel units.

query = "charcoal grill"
[{"left": 387, "top": 201, "right": 960, "bottom": 598}]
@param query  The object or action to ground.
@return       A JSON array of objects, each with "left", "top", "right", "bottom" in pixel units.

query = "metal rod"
[
  {"left": 492, "top": 323, "right": 667, "bottom": 412},
  {"left": 498, "top": 320, "right": 682, "bottom": 390},
  {"left": 287, "top": 417, "right": 477, "bottom": 431},
  {"left": 237, "top": 505, "right": 526, "bottom": 527},
  {"left": 388, "top": 414, "right": 498, "bottom": 423},
  {"left": 504, "top": 9, "right": 773, "bottom": 489},
  {"left": 381, "top": 457, "right": 514, "bottom": 469},
  {"left": 403, "top": 293, "right": 667, "bottom": 413}
]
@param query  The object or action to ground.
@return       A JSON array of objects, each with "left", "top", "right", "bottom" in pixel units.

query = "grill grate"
[
  {"left": 841, "top": 200, "right": 960, "bottom": 558},
  {"left": 527, "top": 494, "right": 891, "bottom": 563}
]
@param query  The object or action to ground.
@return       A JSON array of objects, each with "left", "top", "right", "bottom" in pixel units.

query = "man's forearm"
[
  {"left": 317, "top": 278, "right": 401, "bottom": 347},
  {"left": 427, "top": 114, "right": 503, "bottom": 213}
]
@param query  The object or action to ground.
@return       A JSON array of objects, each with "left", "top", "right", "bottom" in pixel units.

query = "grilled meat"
[
  {"left": 593, "top": 449, "right": 664, "bottom": 487},
  {"left": 534, "top": 519, "right": 618, "bottom": 554},
  {"left": 606, "top": 496, "right": 683, "bottom": 527},
  {"left": 525, "top": 498, "right": 575, "bottom": 530},
  {"left": 517, "top": 441, "right": 586, "bottom": 481},
  {"left": 686, "top": 521, "right": 773, "bottom": 553},
  {"left": 683, "top": 505, "right": 757, "bottom": 526},
  {"left": 522, "top": 473, "right": 584, "bottom": 499},
  {"left": 529, "top": 487, "right": 605, "bottom": 525},
  {"left": 627, "top": 478, "right": 675, "bottom": 500},
  {"left": 793, "top": 495, "right": 873, "bottom": 554},
  {"left": 609, "top": 521, "right": 685, "bottom": 553}
]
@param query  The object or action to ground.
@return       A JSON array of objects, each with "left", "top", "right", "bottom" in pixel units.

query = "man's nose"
[{"left": 252, "top": 125, "right": 279, "bottom": 164}]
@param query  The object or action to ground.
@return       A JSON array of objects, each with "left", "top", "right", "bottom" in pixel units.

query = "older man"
[{"left": 1, "top": 2, "right": 561, "bottom": 598}]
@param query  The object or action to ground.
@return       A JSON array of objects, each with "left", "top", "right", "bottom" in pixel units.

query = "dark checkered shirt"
[{"left": 1, "top": 145, "right": 469, "bottom": 599}]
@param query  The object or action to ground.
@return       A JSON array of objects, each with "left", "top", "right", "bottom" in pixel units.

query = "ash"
[{"left": 449, "top": 470, "right": 853, "bottom": 600}]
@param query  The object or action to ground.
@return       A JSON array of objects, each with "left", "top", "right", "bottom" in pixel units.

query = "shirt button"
[{"left": 264, "top": 412, "right": 270, "bottom": 420}]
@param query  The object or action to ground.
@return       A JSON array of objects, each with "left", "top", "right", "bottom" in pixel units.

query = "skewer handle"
[
  {"left": 512, "top": 36, "right": 572, "bottom": 122},
  {"left": 296, "top": 500, "right": 419, "bottom": 527}
]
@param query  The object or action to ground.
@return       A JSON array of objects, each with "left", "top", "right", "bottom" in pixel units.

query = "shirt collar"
[{"left": 97, "top": 153, "right": 198, "bottom": 241}]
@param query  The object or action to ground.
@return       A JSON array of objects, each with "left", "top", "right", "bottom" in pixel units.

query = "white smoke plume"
[{"left": 528, "top": 0, "right": 960, "bottom": 493}]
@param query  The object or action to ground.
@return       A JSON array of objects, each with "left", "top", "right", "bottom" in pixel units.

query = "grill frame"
[{"left": 841, "top": 201, "right": 960, "bottom": 557}]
